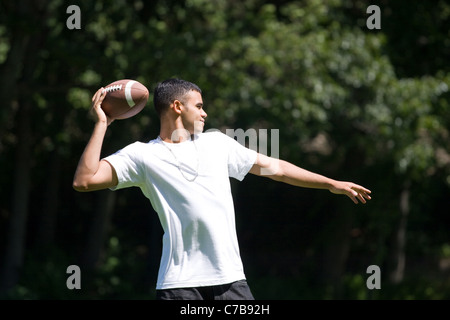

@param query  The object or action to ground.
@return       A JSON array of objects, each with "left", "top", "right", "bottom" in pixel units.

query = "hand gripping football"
[{"left": 101, "top": 79, "right": 149, "bottom": 120}]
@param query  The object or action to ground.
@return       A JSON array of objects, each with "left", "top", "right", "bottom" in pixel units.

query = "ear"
[{"left": 171, "top": 100, "right": 183, "bottom": 115}]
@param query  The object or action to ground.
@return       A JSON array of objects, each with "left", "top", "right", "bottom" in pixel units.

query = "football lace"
[{"left": 104, "top": 84, "right": 123, "bottom": 92}]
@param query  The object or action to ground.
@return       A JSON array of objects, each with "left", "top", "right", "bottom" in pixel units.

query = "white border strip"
[{"left": 125, "top": 80, "right": 136, "bottom": 107}]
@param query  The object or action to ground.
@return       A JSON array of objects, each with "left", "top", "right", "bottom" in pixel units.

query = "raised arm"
[
  {"left": 249, "top": 153, "right": 372, "bottom": 204},
  {"left": 72, "top": 88, "right": 118, "bottom": 192}
]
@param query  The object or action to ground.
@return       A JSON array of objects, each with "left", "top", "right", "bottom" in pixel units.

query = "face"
[{"left": 179, "top": 90, "right": 207, "bottom": 134}]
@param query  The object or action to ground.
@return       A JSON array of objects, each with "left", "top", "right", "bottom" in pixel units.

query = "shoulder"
[
  {"left": 198, "top": 130, "right": 245, "bottom": 152},
  {"left": 128, "top": 138, "right": 161, "bottom": 149},
  {"left": 199, "top": 130, "right": 236, "bottom": 144},
  {"left": 198, "top": 130, "right": 255, "bottom": 155},
  {"left": 200, "top": 129, "right": 226, "bottom": 138},
  {"left": 109, "top": 139, "right": 159, "bottom": 159},
  {"left": 117, "top": 141, "right": 146, "bottom": 153}
]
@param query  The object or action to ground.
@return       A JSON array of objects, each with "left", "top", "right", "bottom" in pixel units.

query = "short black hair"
[{"left": 153, "top": 78, "right": 202, "bottom": 117}]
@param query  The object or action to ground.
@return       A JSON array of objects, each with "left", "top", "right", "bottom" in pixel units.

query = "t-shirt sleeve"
[
  {"left": 223, "top": 134, "right": 257, "bottom": 181},
  {"left": 102, "top": 143, "right": 144, "bottom": 191}
]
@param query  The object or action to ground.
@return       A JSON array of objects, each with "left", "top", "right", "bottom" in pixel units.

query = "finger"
[
  {"left": 92, "top": 88, "right": 102, "bottom": 102},
  {"left": 352, "top": 186, "right": 372, "bottom": 199},
  {"left": 348, "top": 190, "right": 358, "bottom": 204},
  {"left": 98, "top": 88, "right": 106, "bottom": 102},
  {"left": 358, "top": 186, "right": 372, "bottom": 194},
  {"left": 356, "top": 192, "right": 366, "bottom": 204},
  {"left": 96, "top": 87, "right": 105, "bottom": 102},
  {"left": 92, "top": 87, "right": 105, "bottom": 104},
  {"left": 353, "top": 189, "right": 367, "bottom": 203},
  {"left": 356, "top": 188, "right": 372, "bottom": 200},
  {"left": 350, "top": 188, "right": 365, "bottom": 204}
]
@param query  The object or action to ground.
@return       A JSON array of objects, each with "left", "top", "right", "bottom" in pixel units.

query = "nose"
[{"left": 201, "top": 109, "right": 207, "bottom": 119}]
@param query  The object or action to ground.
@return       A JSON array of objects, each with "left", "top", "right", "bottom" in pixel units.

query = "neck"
[
  {"left": 159, "top": 117, "right": 192, "bottom": 143},
  {"left": 159, "top": 127, "right": 194, "bottom": 143}
]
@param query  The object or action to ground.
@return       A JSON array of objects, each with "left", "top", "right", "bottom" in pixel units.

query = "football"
[{"left": 101, "top": 79, "right": 149, "bottom": 120}]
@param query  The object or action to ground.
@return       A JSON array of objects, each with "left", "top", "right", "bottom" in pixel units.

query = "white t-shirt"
[{"left": 103, "top": 131, "right": 257, "bottom": 289}]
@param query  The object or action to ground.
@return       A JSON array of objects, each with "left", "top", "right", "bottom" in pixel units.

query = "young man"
[{"left": 73, "top": 78, "right": 372, "bottom": 300}]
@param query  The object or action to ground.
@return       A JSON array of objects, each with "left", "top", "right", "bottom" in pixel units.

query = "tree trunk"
[
  {"left": 389, "top": 185, "right": 410, "bottom": 283},
  {"left": 0, "top": 101, "right": 32, "bottom": 296},
  {"left": 81, "top": 190, "right": 116, "bottom": 271},
  {"left": 319, "top": 207, "right": 353, "bottom": 298},
  {"left": 0, "top": 32, "right": 28, "bottom": 149},
  {"left": 0, "top": 2, "right": 49, "bottom": 296},
  {"left": 35, "top": 150, "right": 61, "bottom": 249}
]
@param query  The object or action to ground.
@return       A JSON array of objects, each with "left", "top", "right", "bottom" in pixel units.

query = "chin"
[{"left": 193, "top": 124, "right": 204, "bottom": 135}]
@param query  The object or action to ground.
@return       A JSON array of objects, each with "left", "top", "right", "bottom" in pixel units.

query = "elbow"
[
  {"left": 72, "top": 179, "right": 89, "bottom": 192},
  {"left": 264, "top": 159, "right": 285, "bottom": 181},
  {"left": 269, "top": 160, "right": 288, "bottom": 183},
  {"left": 252, "top": 154, "right": 285, "bottom": 179}
]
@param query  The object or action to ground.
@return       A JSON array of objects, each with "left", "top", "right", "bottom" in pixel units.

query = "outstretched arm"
[
  {"left": 249, "top": 153, "right": 372, "bottom": 204},
  {"left": 72, "top": 88, "right": 118, "bottom": 192}
]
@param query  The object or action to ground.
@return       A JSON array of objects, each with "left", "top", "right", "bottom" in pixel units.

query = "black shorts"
[{"left": 156, "top": 280, "right": 255, "bottom": 300}]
